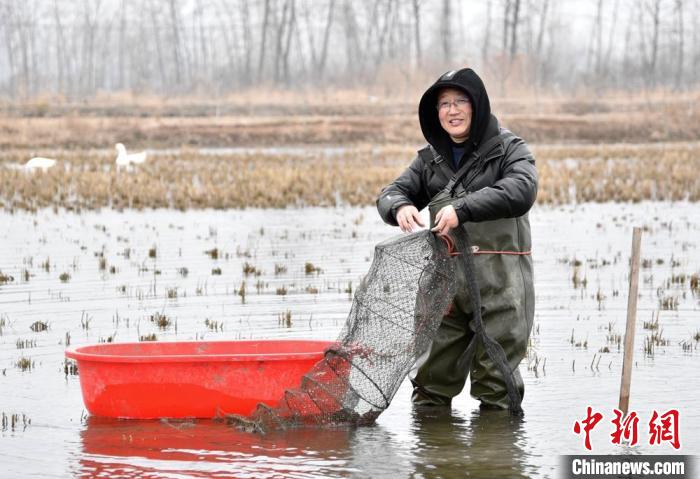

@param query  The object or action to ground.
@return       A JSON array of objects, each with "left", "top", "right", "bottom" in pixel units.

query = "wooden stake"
[{"left": 619, "top": 227, "right": 642, "bottom": 415}]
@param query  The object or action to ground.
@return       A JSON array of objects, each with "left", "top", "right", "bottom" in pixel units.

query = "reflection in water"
[
  {"left": 346, "top": 425, "right": 414, "bottom": 478},
  {"left": 409, "top": 407, "right": 533, "bottom": 479},
  {"left": 75, "top": 417, "right": 355, "bottom": 478},
  {"left": 73, "top": 408, "right": 535, "bottom": 478}
]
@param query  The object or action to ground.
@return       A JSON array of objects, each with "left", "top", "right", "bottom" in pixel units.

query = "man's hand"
[
  {"left": 431, "top": 205, "right": 459, "bottom": 236},
  {"left": 396, "top": 205, "right": 425, "bottom": 233}
]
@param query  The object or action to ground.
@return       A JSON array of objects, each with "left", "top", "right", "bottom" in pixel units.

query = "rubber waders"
[{"left": 410, "top": 189, "right": 532, "bottom": 413}]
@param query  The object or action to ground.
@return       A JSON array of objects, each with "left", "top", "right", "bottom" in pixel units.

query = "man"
[{"left": 376, "top": 67, "right": 537, "bottom": 410}]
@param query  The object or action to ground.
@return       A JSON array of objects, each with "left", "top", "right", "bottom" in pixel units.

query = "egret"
[
  {"left": 25, "top": 157, "right": 57, "bottom": 172},
  {"left": 115, "top": 143, "right": 147, "bottom": 170}
]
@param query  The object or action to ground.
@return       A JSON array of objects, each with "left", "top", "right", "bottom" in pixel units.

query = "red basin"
[{"left": 65, "top": 340, "right": 332, "bottom": 419}]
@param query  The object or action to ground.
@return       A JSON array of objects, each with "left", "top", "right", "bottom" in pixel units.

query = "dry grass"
[
  {"left": 1, "top": 412, "right": 31, "bottom": 431},
  {"left": 15, "top": 357, "right": 34, "bottom": 371},
  {"left": 1, "top": 90, "right": 699, "bottom": 210},
  {"left": 533, "top": 142, "right": 700, "bottom": 204},
  {"left": 29, "top": 321, "right": 48, "bottom": 332},
  {"left": 1, "top": 141, "right": 699, "bottom": 211}
]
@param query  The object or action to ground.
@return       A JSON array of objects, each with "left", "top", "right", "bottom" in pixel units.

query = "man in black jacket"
[{"left": 376, "top": 68, "right": 537, "bottom": 409}]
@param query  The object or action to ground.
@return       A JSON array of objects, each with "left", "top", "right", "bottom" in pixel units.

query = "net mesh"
[
  {"left": 227, "top": 228, "right": 522, "bottom": 433},
  {"left": 227, "top": 230, "right": 457, "bottom": 432}
]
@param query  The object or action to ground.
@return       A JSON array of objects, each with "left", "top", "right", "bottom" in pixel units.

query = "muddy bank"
[
  {"left": 3, "top": 111, "right": 699, "bottom": 150},
  {"left": 2, "top": 90, "right": 699, "bottom": 149}
]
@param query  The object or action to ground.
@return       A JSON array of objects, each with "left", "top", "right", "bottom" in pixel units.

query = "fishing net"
[{"left": 228, "top": 228, "right": 522, "bottom": 433}]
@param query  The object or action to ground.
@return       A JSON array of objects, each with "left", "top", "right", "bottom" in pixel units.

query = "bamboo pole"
[{"left": 619, "top": 227, "right": 642, "bottom": 415}]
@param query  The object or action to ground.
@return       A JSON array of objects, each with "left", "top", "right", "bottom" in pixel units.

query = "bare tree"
[
  {"left": 533, "top": 0, "right": 549, "bottom": 87},
  {"left": 17, "top": 2, "right": 35, "bottom": 95},
  {"left": 621, "top": 1, "right": 633, "bottom": 82},
  {"left": 644, "top": 0, "right": 662, "bottom": 87},
  {"left": 341, "top": 0, "right": 361, "bottom": 77},
  {"left": 79, "top": 0, "right": 103, "bottom": 95},
  {"left": 302, "top": 3, "right": 319, "bottom": 70},
  {"left": 51, "top": 1, "right": 64, "bottom": 94},
  {"left": 216, "top": 0, "right": 239, "bottom": 84},
  {"left": 374, "top": 0, "right": 396, "bottom": 70},
  {"left": 586, "top": 0, "right": 603, "bottom": 76},
  {"left": 674, "top": 0, "right": 684, "bottom": 89},
  {"left": 258, "top": 0, "right": 271, "bottom": 82},
  {"left": 167, "top": 0, "right": 184, "bottom": 85},
  {"left": 117, "top": 0, "right": 127, "bottom": 89},
  {"left": 693, "top": 0, "right": 699, "bottom": 82},
  {"left": 319, "top": 0, "right": 336, "bottom": 78},
  {"left": 148, "top": 0, "right": 167, "bottom": 87},
  {"left": 1, "top": 2, "right": 18, "bottom": 96},
  {"left": 510, "top": 0, "right": 521, "bottom": 60},
  {"left": 360, "top": 1, "right": 381, "bottom": 76},
  {"left": 603, "top": 0, "right": 620, "bottom": 80},
  {"left": 192, "top": 0, "right": 210, "bottom": 84},
  {"left": 273, "top": 0, "right": 289, "bottom": 82},
  {"left": 482, "top": 0, "right": 492, "bottom": 67},
  {"left": 281, "top": 0, "right": 296, "bottom": 84},
  {"left": 412, "top": 0, "right": 421, "bottom": 67},
  {"left": 502, "top": 0, "right": 511, "bottom": 54},
  {"left": 240, "top": 0, "right": 252, "bottom": 84},
  {"left": 441, "top": 0, "right": 451, "bottom": 63},
  {"left": 1, "top": 0, "right": 699, "bottom": 98},
  {"left": 95, "top": 12, "right": 114, "bottom": 91}
]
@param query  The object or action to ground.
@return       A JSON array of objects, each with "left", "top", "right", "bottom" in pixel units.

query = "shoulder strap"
[
  {"left": 418, "top": 145, "right": 454, "bottom": 185},
  {"left": 417, "top": 145, "right": 437, "bottom": 165},
  {"left": 444, "top": 131, "right": 514, "bottom": 195},
  {"left": 419, "top": 130, "right": 516, "bottom": 196}
]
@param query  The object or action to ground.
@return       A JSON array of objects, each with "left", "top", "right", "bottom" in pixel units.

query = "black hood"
[{"left": 418, "top": 68, "right": 497, "bottom": 164}]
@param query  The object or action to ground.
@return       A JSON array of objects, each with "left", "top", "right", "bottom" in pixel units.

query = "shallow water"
[{"left": 1, "top": 203, "right": 698, "bottom": 478}]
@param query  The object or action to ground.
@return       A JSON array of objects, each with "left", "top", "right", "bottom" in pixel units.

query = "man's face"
[{"left": 437, "top": 88, "right": 472, "bottom": 142}]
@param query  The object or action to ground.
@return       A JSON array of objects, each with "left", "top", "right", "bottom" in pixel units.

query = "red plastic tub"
[{"left": 65, "top": 340, "right": 332, "bottom": 419}]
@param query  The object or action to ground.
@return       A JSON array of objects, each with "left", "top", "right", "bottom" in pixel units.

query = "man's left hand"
[{"left": 431, "top": 205, "right": 459, "bottom": 236}]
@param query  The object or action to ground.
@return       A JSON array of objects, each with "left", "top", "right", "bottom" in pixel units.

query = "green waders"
[{"left": 410, "top": 190, "right": 535, "bottom": 409}]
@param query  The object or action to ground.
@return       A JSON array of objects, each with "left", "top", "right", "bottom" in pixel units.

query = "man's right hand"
[{"left": 396, "top": 205, "right": 425, "bottom": 233}]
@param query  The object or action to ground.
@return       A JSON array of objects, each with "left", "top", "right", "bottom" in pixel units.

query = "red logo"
[
  {"left": 648, "top": 409, "right": 681, "bottom": 450},
  {"left": 610, "top": 408, "right": 639, "bottom": 446},
  {"left": 573, "top": 407, "right": 681, "bottom": 450},
  {"left": 573, "top": 406, "right": 604, "bottom": 451}
]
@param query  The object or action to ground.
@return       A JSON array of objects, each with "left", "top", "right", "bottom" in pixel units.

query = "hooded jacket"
[
  {"left": 419, "top": 68, "right": 495, "bottom": 166},
  {"left": 376, "top": 68, "right": 537, "bottom": 228},
  {"left": 377, "top": 69, "right": 536, "bottom": 412}
]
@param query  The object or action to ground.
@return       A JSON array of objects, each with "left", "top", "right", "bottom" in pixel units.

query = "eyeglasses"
[{"left": 437, "top": 98, "right": 471, "bottom": 112}]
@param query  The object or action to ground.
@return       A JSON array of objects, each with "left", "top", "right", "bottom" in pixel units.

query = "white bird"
[
  {"left": 115, "top": 143, "right": 147, "bottom": 170},
  {"left": 25, "top": 157, "right": 57, "bottom": 172}
]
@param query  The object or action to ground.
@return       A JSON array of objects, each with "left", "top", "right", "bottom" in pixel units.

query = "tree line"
[{"left": 1, "top": 0, "right": 698, "bottom": 99}]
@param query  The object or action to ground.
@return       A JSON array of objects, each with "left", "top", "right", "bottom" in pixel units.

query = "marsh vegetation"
[{"left": 2, "top": 93, "right": 700, "bottom": 212}]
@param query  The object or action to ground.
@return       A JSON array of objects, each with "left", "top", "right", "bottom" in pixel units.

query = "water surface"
[{"left": 1, "top": 203, "right": 698, "bottom": 478}]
